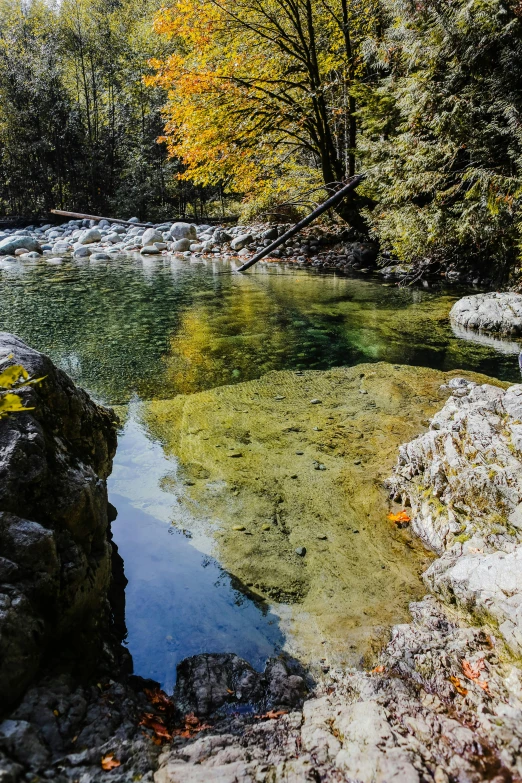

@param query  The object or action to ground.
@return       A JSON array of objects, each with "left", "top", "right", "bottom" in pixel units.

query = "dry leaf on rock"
[
  {"left": 387, "top": 511, "right": 411, "bottom": 524},
  {"left": 101, "top": 754, "right": 121, "bottom": 770},
  {"left": 448, "top": 676, "right": 468, "bottom": 696},
  {"left": 462, "top": 658, "right": 485, "bottom": 680},
  {"left": 254, "top": 710, "right": 288, "bottom": 720}
]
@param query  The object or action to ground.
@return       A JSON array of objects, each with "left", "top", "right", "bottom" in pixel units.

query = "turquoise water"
[{"left": 1, "top": 254, "right": 520, "bottom": 687}]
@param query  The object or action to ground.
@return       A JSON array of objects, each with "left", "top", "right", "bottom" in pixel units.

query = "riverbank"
[{"left": 0, "top": 217, "right": 497, "bottom": 289}]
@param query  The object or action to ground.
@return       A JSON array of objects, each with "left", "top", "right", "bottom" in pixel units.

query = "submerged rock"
[
  {"left": 450, "top": 291, "right": 522, "bottom": 335},
  {"left": 0, "top": 334, "right": 118, "bottom": 710}
]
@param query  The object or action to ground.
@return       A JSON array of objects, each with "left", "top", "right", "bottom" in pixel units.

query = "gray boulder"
[
  {"left": 141, "top": 228, "right": 163, "bottom": 246},
  {"left": 450, "top": 291, "right": 522, "bottom": 335},
  {"left": 0, "top": 237, "right": 41, "bottom": 255},
  {"left": 231, "top": 233, "right": 253, "bottom": 251},
  {"left": 0, "top": 334, "right": 117, "bottom": 710},
  {"left": 140, "top": 245, "right": 161, "bottom": 255},
  {"left": 77, "top": 228, "right": 101, "bottom": 245},
  {"left": 171, "top": 238, "right": 191, "bottom": 252},
  {"left": 169, "top": 222, "right": 197, "bottom": 241}
]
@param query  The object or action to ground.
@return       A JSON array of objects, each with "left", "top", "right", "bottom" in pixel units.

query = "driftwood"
[
  {"left": 50, "top": 209, "right": 238, "bottom": 226},
  {"left": 236, "top": 175, "right": 364, "bottom": 272}
]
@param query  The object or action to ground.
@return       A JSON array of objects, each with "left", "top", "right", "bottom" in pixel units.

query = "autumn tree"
[{"left": 150, "top": 0, "right": 379, "bottom": 227}]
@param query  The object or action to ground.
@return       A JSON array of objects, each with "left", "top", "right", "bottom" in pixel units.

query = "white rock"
[
  {"left": 450, "top": 292, "right": 522, "bottom": 335},
  {"left": 142, "top": 228, "right": 163, "bottom": 245},
  {"left": 170, "top": 222, "right": 197, "bottom": 241},
  {"left": 78, "top": 228, "right": 102, "bottom": 245}
]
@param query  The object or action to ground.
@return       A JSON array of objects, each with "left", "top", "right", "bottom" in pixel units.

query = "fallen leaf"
[
  {"left": 387, "top": 511, "right": 411, "bottom": 524},
  {"left": 144, "top": 687, "right": 173, "bottom": 712},
  {"left": 372, "top": 665, "right": 385, "bottom": 674},
  {"left": 449, "top": 675, "right": 468, "bottom": 696},
  {"left": 462, "top": 658, "right": 485, "bottom": 680},
  {"left": 139, "top": 712, "right": 172, "bottom": 741},
  {"left": 101, "top": 754, "right": 121, "bottom": 770},
  {"left": 254, "top": 710, "right": 288, "bottom": 720},
  {"left": 477, "top": 679, "right": 490, "bottom": 692},
  {"left": 226, "top": 688, "right": 235, "bottom": 694},
  {"left": 172, "top": 713, "right": 212, "bottom": 737}
]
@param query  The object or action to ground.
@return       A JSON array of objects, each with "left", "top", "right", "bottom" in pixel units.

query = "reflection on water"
[
  {"left": 109, "top": 409, "right": 284, "bottom": 690},
  {"left": 0, "top": 255, "right": 519, "bottom": 406}
]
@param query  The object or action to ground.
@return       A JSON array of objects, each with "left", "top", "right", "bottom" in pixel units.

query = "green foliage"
[
  {"left": 0, "top": 0, "right": 191, "bottom": 219},
  {"left": 358, "top": 0, "right": 522, "bottom": 279}
]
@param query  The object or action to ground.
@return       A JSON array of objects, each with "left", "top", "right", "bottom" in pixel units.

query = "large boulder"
[
  {"left": 77, "top": 228, "right": 101, "bottom": 245},
  {"left": 141, "top": 228, "right": 163, "bottom": 246},
  {"left": 230, "top": 233, "right": 253, "bottom": 251},
  {"left": 0, "top": 334, "right": 118, "bottom": 711},
  {"left": 0, "top": 237, "right": 41, "bottom": 255},
  {"left": 450, "top": 291, "right": 522, "bottom": 335},
  {"left": 169, "top": 222, "right": 197, "bottom": 241}
]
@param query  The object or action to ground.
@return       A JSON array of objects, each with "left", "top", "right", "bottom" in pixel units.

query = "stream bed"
[{"left": 1, "top": 254, "right": 520, "bottom": 689}]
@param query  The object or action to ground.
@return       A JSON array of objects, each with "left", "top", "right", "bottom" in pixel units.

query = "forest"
[{"left": 1, "top": 0, "right": 522, "bottom": 272}]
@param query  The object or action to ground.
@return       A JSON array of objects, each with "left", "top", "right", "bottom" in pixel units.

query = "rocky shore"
[
  {"left": 3, "top": 337, "right": 522, "bottom": 782},
  {"left": 0, "top": 216, "right": 489, "bottom": 284}
]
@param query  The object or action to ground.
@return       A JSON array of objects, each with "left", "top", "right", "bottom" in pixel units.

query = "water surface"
[{"left": 0, "top": 255, "right": 519, "bottom": 686}]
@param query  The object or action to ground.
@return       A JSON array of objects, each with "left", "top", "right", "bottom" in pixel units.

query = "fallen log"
[
  {"left": 236, "top": 175, "right": 365, "bottom": 272},
  {"left": 50, "top": 209, "right": 238, "bottom": 226}
]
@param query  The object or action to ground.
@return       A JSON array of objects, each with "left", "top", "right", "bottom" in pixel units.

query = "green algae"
[{"left": 142, "top": 362, "right": 503, "bottom": 668}]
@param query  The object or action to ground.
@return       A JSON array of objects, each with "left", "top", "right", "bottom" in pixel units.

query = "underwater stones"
[
  {"left": 295, "top": 546, "right": 306, "bottom": 557},
  {"left": 140, "top": 245, "right": 160, "bottom": 255},
  {"left": 450, "top": 291, "right": 522, "bottom": 335},
  {"left": 0, "top": 334, "right": 117, "bottom": 710},
  {"left": 143, "top": 363, "right": 498, "bottom": 666}
]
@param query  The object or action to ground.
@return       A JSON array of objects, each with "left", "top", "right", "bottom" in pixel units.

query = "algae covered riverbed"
[
  {"left": 143, "top": 362, "right": 504, "bottom": 670},
  {"left": 0, "top": 255, "right": 517, "bottom": 685}
]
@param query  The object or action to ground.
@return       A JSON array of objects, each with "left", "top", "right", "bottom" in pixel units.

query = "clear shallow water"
[{"left": 1, "top": 254, "right": 520, "bottom": 687}]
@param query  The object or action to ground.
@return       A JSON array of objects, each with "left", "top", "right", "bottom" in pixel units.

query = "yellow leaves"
[
  {"left": 0, "top": 362, "right": 29, "bottom": 388},
  {"left": 0, "top": 357, "right": 44, "bottom": 420}
]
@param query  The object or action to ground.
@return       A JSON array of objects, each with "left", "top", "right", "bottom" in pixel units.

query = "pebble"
[
  {"left": 227, "top": 451, "right": 243, "bottom": 458},
  {"left": 317, "top": 534, "right": 327, "bottom": 540},
  {"left": 295, "top": 546, "right": 306, "bottom": 556},
  {"left": 232, "top": 525, "right": 246, "bottom": 531},
  {"left": 262, "top": 524, "right": 271, "bottom": 531},
  {"left": 310, "top": 399, "right": 322, "bottom": 404},
  {"left": 295, "top": 450, "right": 304, "bottom": 455}
]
